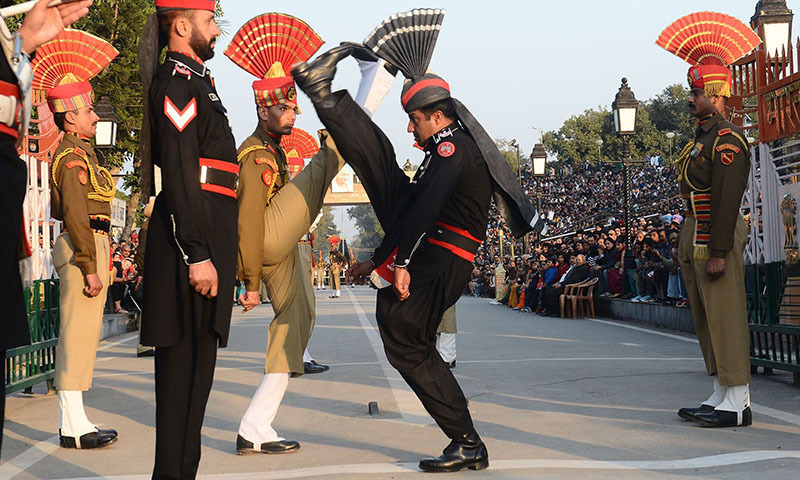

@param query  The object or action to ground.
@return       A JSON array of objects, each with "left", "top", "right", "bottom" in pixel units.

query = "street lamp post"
[
  {"left": 510, "top": 139, "right": 522, "bottom": 185},
  {"left": 612, "top": 77, "right": 639, "bottom": 270},
  {"left": 594, "top": 138, "right": 603, "bottom": 163},
  {"left": 531, "top": 143, "right": 547, "bottom": 246},
  {"left": 666, "top": 132, "right": 675, "bottom": 165},
  {"left": 94, "top": 97, "right": 118, "bottom": 150},
  {"left": 751, "top": 0, "right": 793, "bottom": 57}
]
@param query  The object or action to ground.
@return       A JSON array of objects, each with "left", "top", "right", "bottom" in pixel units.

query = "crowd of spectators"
[
  {"left": 107, "top": 231, "right": 141, "bottom": 314},
  {"left": 470, "top": 160, "right": 692, "bottom": 314}
]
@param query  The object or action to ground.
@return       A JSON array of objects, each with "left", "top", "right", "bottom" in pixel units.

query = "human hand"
[
  {"left": 239, "top": 291, "right": 260, "bottom": 313},
  {"left": 18, "top": 0, "right": 94, "bottom": 54},
  {"left": 189, "top": 261, "right": 218, "bottom": 298},
  {"left": 706, "top": 257, "right": 726, "bottom": 281},
  {"left": 345, "top": 261, "right": 372, "bottom": 285},
  {"left": 134, "top": 275, "right": 143, "bottom": 291},
  {"left": 393, "top": 266, "right": 410, "bottom": 301},
  {"left": 83, "top": 272, "right": 102, "bottom": 297}
]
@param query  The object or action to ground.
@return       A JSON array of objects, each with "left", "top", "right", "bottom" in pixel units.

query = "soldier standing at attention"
[
  {"left": 0, "top": 0, "right": 93, "bottom": 459},
  {"left": 139, "top": 1, "right": 239, "bottom": 476},
  {"left": 33, "top": 28, "right": 119, "bottom": 449},
  {"left": 657, "top": 12, "right": 760, "bottom": 428},
  {"left": 224, "top": 13, "right": 343, "bottom": 455}
]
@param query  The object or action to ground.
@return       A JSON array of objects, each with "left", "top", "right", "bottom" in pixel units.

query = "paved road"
[{"left": 2, "top": 286, "right": 799, "bottom": 479}]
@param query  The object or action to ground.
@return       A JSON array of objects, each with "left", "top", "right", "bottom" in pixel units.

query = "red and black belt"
[
  {"left": 427, "top": 221, "right": 482, "bottom": 262},
  {"left": 199, "top": 157, "right": 239, "bottom": 199},
  {"left": 0, "top": 80, "right": 21, "bottom": 139},
  {"left": 89, "top": 215, "right": 111, "bottom": 235}
]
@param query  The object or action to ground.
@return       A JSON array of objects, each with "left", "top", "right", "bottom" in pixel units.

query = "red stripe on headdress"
[{"left": 401, "top": 78, "right": 450, "bottom": 109}]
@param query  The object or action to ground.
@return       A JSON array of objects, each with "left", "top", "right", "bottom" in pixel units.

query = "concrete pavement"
[{"left": 2, "top": 286, "right": 799, "bottom": 479}]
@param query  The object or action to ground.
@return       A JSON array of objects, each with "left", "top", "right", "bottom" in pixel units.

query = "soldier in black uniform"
[
  {"left": 291, "top": 12, "right": 545, "bottom": 471},
  {"left": 0, "top": 0, "right": 92, "bottom": 460},
  {"left": 139, "top": 1, "right": 238, "bottom": 477}
]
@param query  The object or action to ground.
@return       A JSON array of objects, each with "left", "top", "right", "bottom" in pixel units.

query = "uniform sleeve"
[
  {"left": 709, "top": 134, "right": 750, "bottom": 257},
  {"left": 395, "top": 147, "right": 467, "bottom": 266},
  {"left": 153, "top": 81, "right": 208, "bottom": 265},
  {"left": 134, "top": 220, "right": 147, "bottom": 273},
  {"left": 236, "top": 153, "right": 272, "bottom": 291},
  {"left": 57, "top": 157, "right": 96, "bottom": 275}
]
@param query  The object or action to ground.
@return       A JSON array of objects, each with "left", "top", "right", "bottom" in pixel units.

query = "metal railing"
[
  {"left": 4, "top": 280, "right": 59, "bottom": 394},
  {"left": 747, "top": 263, "right": 800, "bottom": 384}
]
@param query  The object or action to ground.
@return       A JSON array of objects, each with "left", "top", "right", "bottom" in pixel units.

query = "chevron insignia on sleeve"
[{"left": 164, "top": 96, "right": 197, "bottom": 132}]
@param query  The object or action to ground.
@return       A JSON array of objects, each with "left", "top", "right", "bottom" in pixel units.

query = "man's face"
[
  {"left": 669, "top": 233, "right": 678, "bottom": 246},
  {"left": 688, "top": 87, "right": 719, "bottom": 118},
  {"left": 407, "top": 109, "right": 441, "bottom": 147},
  {"left": 608, "top": 230, "right": 617, "bottom": 240},
  {"left": 650, "top": 231, "right": 659, "bottom": 242},
  {"left": 66, "top": 106, "right": 99, "bottom": 138},
  {"left": 189, "top": 10, "right": 221, "bottom": 61},
  {"left": 121, "top": 246, "right": 131, "bottom": 257},
  {"left": 261, "top": 103, "right": 297, "bottom": 136}
]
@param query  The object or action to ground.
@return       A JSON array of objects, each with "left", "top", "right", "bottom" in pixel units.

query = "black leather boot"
[
  {"left": 677, "top": 404, "right": 715, "bottom": 421},
  {"left": 291, "top": 44, "right": 353, "bottom": 107},
  {"left": 418, "top": 430, "right": 489, "bottom": 473}
]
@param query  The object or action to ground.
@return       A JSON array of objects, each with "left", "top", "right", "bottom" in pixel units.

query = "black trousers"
[
  {"left": 152, "top": 298, "right": 218, "bottom": 480},
  {"left": 315, "top": 91, "right": 475, "bottom": 439},
  {"left": 542, "top": 286, "right": 565, "bottom": 313}
]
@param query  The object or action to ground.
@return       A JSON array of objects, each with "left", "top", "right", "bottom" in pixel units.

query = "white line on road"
[
  {"left": 345, "top": 289, "right": 431, "bottom": 427},
  {"left": 0, "top": 435, "right": 59, "bottom": 480},
  {"left": 587, "top": 318, "right": 699, "bottom": 343},
  {"left": 52, "top": 450, "right": 800, "bottom": 480}
]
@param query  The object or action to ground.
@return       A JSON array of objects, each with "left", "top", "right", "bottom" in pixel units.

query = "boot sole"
[
  {"left": 236, "top": 446, "right": 301, "bottom": 455},
  {"left": 693, "top": 417, "right": 752, "bottom": 428},
  {"left": 419, "top": 459, "right": 489, "bottom": 472}
]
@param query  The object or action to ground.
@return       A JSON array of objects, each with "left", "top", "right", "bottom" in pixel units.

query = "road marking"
[
  {"left": 52, "top": 450, "right": 800, "bottom": 480},
  {"left": 751, "top": 402, "right": 800, "bottom": 428},
  {"left": 345, "top": 289, "right": 431, "bottom": 426},
  {"left": 0, "top": 435, "right": 59, "bottom": 479},
  {"left": 588, "top": 318, "right": 699, "bottom": 343},
  {"left": 95, "top": 333, "right": 139, "bottom": 362},
  {"left": 620, "top": 342, "right": 641, "bottom": 347}
]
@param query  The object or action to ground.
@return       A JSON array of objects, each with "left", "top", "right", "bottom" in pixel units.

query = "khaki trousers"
[
  {"left": 260, "top": 134, "right": 343, "bottom": 375},
  {"left": 437, "top": 304, "right": 457, "bottom": 334},
  {"left": 678, "top": 216, "right": 751, "bottom": 386},
  {"left": 54, "top": 233, "right": 110, "bottom": 391}
]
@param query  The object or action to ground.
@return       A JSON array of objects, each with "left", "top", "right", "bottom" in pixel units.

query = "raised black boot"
[
  {"left": 291, "top": 44, "right": 353, "bottom": 107},
  {"left": 418, "top": 430, "right": 489, "bottom": 473}
]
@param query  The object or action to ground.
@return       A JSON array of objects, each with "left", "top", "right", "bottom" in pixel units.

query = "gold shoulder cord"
[
  {"left": 237, "top": 144, "right": 280, "bottom": 204},
  {"left": 674, "top": 142, "right": 694, "bottom": 183},
  {"left": 51, "top": 148, "right": 115, "bottom": 203}
]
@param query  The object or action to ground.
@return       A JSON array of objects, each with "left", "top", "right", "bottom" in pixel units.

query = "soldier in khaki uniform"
[
  {"left": 224, "top": 13, "right": 340, "bottom": 454},
  {"left": 437, "top": 305, "right": 457, "bottom": 368},
  {"left": 32, "top": 30, "right": 120, "bottom": 449},
  {"left": 328, "top": 250, "right": 343, "bottom": 298},
  {"left": 658, "top": 12, "right": 759, "bottom": 428}
]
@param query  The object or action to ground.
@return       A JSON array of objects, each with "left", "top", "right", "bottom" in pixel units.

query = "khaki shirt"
[
  {"left": 236, "top": 126, "right": 289, "bottom": 291},
  {"left": 50, "top": 133, "right": 115, "bottom": 275},
  {"left": 678, "top": 113, "right": 750, "bottom": 258}
]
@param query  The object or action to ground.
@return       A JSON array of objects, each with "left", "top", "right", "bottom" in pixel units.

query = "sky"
[{"left": 205, "top": 0, "right": 797, "bottom": 235}]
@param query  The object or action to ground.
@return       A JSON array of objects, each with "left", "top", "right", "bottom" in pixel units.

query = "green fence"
[
  {"left": 747, "top": 262, "right": 800, "bottom": 385},
  {"left": 4, "top": 280, "right": 60, "bottom": 394}
]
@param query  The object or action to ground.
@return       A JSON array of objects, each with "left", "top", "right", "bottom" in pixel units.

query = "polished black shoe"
[
  {"left": 677, "top": 404, "right": 715, "bottom": 421},
  {"left": 418, "top": 430, "right": 489, "bottom": 473},
  {"left": 96, "top": 427, "right": 118, "bottom": 437},
  {"left": 59, "top": 430, "right": 117, "bottom": 449},
  {"left": 236, "top": 434, "right": 300, "bottom": 455},
  {"left": 303, "top": 361, "right": 328, "bottom": 374},
  {"left": 137, "top": 348, "right": 155, "bottom": 358},
  {"left": 448, "top": 360, "right": 456, "bottom": 369},
  {"left": 693, "top": 407, "right": 752, "bottom": 428},
  {"left": 291, "top": 45, "right": 353, "bottom": 106}
]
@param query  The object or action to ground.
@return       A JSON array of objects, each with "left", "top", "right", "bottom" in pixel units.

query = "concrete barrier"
[{"left": 596, "top": 298, "right": 695, "bottom": 334}]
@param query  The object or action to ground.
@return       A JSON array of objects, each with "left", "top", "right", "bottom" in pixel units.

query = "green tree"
[
  {"left": 347, "top": 204, "right": 384, "bottom": 249},
  {"left": 72, "top": 0, "right": 155, "bottom": 240},
  {"left": 312, "top": 206, "right": 339, "bottom": 257},
  {"left": 495, "top": 138, "right": 521, "bottom": 173}
]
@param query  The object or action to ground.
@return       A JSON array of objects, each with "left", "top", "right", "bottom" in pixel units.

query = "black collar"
[{"left": 165, "top": 51, "right": 208, "bottom": 78}]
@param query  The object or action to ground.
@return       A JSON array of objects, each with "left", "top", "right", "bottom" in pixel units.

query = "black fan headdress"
[
  {"left": 361, "top": 8, "right": 547, "bottom": 237},
  {"left": 363, "top": 8, "right": 450, "bottom": 113}
]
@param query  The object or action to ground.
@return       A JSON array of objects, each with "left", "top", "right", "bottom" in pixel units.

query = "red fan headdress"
[
  {"left": 656, "top": 11, "right": 761, "bottom": 98},
  {"left": 328, "top": 235, "right": 341, "bottom": 248},
  {"left": 32, "top": 29, "right": 118, "bottom": 114},
  {"left": 224, "top": 13, "right": 324, "bottom": 109},
  {"left": 280, "top": 128, "right": 319, "bottom": 178}
]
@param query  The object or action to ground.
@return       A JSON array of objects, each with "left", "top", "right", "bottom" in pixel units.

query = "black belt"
[
  {"left": 89, "top": 217, "right": 111, "bottom": 233},
  {"left": 202, "top": 168, "right": 238, "bottom": 191},
  {"left": 428, "top": 222, "right": 482, "bottom": 262}
]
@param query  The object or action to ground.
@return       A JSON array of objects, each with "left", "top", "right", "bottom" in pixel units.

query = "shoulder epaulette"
[
  {"left": 51, "top": 148, "right": 89, "bottom": 188},
  {"left": 238, "top": 144, "right": 277, "bottom": 170},
  {"left": 717, "top": 128, "right": 732, "bottom": 137}
]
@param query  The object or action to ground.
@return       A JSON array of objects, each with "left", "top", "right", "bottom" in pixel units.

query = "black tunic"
[
  {"left": 141, "top": 52, "right": 238, "bottom": 348},
  {"left": 0, "top": 48, "right": 29, "bottom": 352}
]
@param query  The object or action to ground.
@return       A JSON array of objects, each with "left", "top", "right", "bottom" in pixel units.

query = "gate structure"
[{"left": 732, "top": 39, "right": 800, "bottom": 384}]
